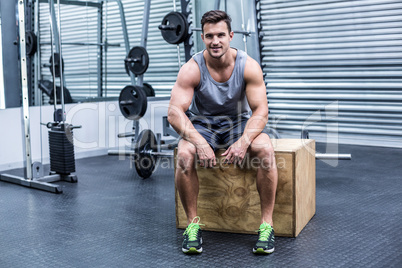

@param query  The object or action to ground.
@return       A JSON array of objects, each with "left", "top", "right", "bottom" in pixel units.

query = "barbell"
[
  {"left": 108, "top": 129, "right": 176, "bottom": 179},
  {"left": 109, "top": 129, "right": 175, "bottom": 179},
  {"left": 301, "top": 130, "right": 352, "bottom": 160},
  {"left": 110, "top": 128, "right": 351, "bottom": 179}
]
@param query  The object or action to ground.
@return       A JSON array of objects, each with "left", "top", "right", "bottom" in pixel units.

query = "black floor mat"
[{"left": 0, "top": 143, "right": 401, "bottom": 267}]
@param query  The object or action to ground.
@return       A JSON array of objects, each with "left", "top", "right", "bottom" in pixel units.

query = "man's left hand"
[{"left": 221, "top": 136, "right": 250, "bottom": 165}]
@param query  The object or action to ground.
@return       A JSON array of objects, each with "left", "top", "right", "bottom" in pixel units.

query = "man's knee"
[
  {"left": 176, "top": 140, "right": 197, "bottom": 172},
  {"left": 250, "top": 134, "right": 276, "bottom": 170}
]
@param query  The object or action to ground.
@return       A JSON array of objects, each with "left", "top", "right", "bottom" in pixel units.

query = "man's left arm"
[{"left": 222, "top": 56, "right": 268, "bottom": 164}]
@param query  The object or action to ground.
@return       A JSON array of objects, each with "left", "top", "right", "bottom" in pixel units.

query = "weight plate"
[
  {"left": 125, "top": 46, "right": 149, "bottom": 76},
  {"left": 143, "top": 83, "right": 155, "bottom": 97},
  {"left": 124, "top": 62, "right": 130, "bottom": 76},
  {"left": 119, "top": 82, "right": 154, "bottom": 96},
  {"left": 159, "top": 11, "right": 189, "bottom": 44},
  {"left": 118, "top": 85, "right": 147, "bottom": 120},
  {"left": 134, "top": 129, "right": 157, "bottom": 179},
  {"left": 26, "top": 31, "right": 37, "bottom": 56},
  {"left": 49, "top": 53, "right": 64, "bottom": 78}
]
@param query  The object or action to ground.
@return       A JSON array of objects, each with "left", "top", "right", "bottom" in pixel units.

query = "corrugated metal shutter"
[
  {"left": 39, "top": 0, "right": 188, "bottom": 100},
  {"left": 259, "top": 0, "right": 402, "bottom": 147}
]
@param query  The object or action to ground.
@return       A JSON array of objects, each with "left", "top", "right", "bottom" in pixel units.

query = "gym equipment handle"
[
  {"left": 315, "top": 154, "right": 352, "bottom": 160},
  {"left": 120, "top": 100, "right": 134, "bottom": 105},
  {"left": 158, "top": 25, "right": 177, "bottom": 31},
  {"left": 117, "top": 132, "right": 136, "bottom": 138}
]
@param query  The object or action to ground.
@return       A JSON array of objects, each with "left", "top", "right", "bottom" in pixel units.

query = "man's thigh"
[
  {"left": 188, "top": 115, "right": 220, "bottom": 151},
  {"left": 219, "top": 115, "right": 249, "bottom": 149},
  {"left": 186, "top": 114, "right": 255, "bottom": 151}
]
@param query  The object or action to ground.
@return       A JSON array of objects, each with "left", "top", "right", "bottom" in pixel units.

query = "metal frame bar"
[
  {"left": 39, "top": 0, "right": 101, "bottom": 8},
  {"left": 48, "top": 0, "right": 60, "bottom": 54},
  {"left": 0, "top": 174, "right": 62, "bottom": 193},
  {"left": 56, "top": 0, "right": 66, "bottom": 122},
  {"left": 315, "top": 154, "right": 352, "bottom": 160},
  {"left": 97, "top": 2, "right": 103, "bottom": 97},
  {"left": 0, "top": 24, "right": 5, "bottom": 109},
  {"left": 172, "top": 0, "right": 181, "bottom": 69},
  {"left": 214, "top": 0, "right": 221, "bottom": 10},
  {"left": 137, "top": 0, "right": 151, "bottom": 86},
  {"left": 34, "top": 0, "right": 41, "bottom": 106},
  {"left": 240, "top": 0, "right": 247, "bottom": 53},
  {"left": 40, "top": 41, "right": 121, "bottom": 46},
  {"left": 48, "top": 0, "right": 59, "bottom": 109},
  {"left": 19, "top": 0, "right": 33, "bottom": 180}
]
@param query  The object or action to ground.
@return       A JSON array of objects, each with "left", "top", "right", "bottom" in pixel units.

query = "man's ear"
[{"left": 229, "top": 31, "right": 234, "bottom": 41}]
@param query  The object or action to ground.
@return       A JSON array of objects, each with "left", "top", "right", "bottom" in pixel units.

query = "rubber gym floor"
[{"left": 0, "top": 142, "right": 401, "bottom": 268}]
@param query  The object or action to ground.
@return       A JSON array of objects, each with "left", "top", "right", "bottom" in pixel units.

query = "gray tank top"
[{"left": 187, "top": 49, "right": 250, "bottom": 117}]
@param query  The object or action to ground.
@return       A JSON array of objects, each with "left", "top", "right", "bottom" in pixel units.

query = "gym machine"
[{"left": 0, "top": 0, "right": 80, "bottom": 193}]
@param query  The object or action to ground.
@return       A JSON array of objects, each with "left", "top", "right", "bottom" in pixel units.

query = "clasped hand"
[
  {"left": 196, "top": 137, "right": 249, "bottom": 167},
  {"left": 222, "top": 137, "right": 249, "bottom": 165},
  {"left": 196, "top": 145, "right": 216, "bottom": 168}
]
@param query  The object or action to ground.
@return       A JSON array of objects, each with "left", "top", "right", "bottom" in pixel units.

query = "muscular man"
[{"left": 167, "top": 10, "right": 278, "bottom": 254}]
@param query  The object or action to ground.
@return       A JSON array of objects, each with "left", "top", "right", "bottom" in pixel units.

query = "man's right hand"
[{"left": 195, "top": 143, "right": 216, "bottom": 168}]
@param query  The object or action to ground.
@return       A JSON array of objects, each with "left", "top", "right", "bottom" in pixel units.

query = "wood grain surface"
[{"left": 175, "top": 139, "right": 316, "bottom": 237}]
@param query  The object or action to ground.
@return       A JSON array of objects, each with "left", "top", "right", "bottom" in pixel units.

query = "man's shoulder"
[
  {"left": 181, "top": 58, "right": 200, "bottom": 73},
  {"left": 243, "top": 53, "right": 263, "bottom": 81},
  {"left": 244, "top": 53, "right": 260, "bottom": 68},
  {"left": 192, "top": 50, "right": 205, "bottom": 62},
  {"left": 232, "top": 48, "right": 247, "bottom": 58},
  {"left": 235, "top": 48, "right": 246, "bottom": 55},
  {"left": 177, "top": 58, "right": 201, "bottom": 87}
]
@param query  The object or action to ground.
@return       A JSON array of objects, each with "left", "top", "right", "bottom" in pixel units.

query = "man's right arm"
[{"left": 167, "top": 59, "right": 216, "bottom": 166}]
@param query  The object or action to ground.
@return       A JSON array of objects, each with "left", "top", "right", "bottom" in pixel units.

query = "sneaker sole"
[
  {"left": 253, "top": 247, "right": 274, "bottom": 254},
  {"left": 182, "top": 237, "right": 203, "bottom": 254},
  {"left": 182, "top": 247, "right": 203, "bottom": 254}
]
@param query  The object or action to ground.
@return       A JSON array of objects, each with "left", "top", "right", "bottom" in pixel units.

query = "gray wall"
[{"left": 1, "top": 0, "right": 21, "bottom": 108}]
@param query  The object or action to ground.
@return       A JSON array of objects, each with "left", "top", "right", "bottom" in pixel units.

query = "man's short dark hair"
[{"left": 201, "top": 10, "right": 232, "bottom": 33}]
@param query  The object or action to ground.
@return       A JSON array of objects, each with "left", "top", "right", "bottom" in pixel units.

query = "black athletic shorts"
[{"left": 186, "top": 113, "right": 249, "bottom": 151}]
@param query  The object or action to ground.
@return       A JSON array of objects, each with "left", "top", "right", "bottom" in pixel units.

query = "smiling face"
[{"left": 201, "top": 21, "right": 234, "bottom": 59}]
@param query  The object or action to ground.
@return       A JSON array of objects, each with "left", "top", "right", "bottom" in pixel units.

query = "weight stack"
[{"left": 48, "top": 123, "right": 76, "bottom": 174}]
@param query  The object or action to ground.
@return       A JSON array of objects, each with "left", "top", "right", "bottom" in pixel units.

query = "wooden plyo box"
[{"left": 175, "top": 139, "right": 316, "bottom": 237}]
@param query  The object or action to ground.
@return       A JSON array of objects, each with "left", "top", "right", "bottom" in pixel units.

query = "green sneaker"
[
  {"left": 182, "top": 216, "right": 203, "bottom": 254},
  {"left": 253, "top": 222, "right": 275, "bottom": 254}
]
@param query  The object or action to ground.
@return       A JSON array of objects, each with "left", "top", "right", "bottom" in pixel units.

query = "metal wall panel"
[
  {"left": 259, "top": 0, "right": 402, "bottom": 147},
  {"left": 39, "top": 0, "right": 188, "bottom": 100}
]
